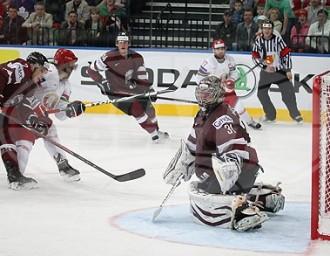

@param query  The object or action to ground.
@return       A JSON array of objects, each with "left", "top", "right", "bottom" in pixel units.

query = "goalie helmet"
[
  {"left": 195, "top": 76, "right": 225, "bottom": 109},
  {"left": 54, "top": 48, "right": 78, "bottom": 65}
]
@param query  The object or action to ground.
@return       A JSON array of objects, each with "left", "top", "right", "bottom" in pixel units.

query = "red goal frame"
[{"left": 311, "top": 70, "right": 330, "bottom": 240}]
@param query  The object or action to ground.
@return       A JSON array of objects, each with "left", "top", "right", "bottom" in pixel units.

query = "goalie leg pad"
[
  {"left": 189, "top": 181, "right": 235, "bottom": 228},
  {"left": 248, "top": 182, "right": 285, "bottom": 213},
  {"left": 163, "top": 140, "right": 195, "bottom": 185}
]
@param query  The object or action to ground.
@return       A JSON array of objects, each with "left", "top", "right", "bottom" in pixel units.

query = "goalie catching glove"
[
  {"left": 65, "top": 101, "right": 86, "bottom": 118},
  {"left": 212, "top": 152, "right": 242, "bottom": 194},
  {"left": 163, "top": 140, "right": 195, "bottom": 185}
]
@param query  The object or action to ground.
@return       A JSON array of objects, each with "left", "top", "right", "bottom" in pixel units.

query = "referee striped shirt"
[{"left": 252, "top": 34, "right": 292, "bottom": 72}]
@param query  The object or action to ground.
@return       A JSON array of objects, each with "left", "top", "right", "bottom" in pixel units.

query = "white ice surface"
[{"left": 0, "top": 114, "right": 330, "bottom": 256}]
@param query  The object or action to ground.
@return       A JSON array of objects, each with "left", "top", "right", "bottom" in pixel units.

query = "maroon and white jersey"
[
  {"left": 195, "top": 54, "right": 239, "bottom": 84},
  {"left": 33, "top": 63, "right": 71, "bottom": 120},
  {"left": 186, "top": 103, "right": 258, "bottom": 178},
  {"left": 88, "top": 49, "right": 150, "bottom": 95},
  {"left": 0, "top": 58, "right": 35, "bottom": 107}
]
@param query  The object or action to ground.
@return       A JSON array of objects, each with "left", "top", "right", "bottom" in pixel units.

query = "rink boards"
[{"left": 1, "top": 46, "right": 330, "bottom": 122}]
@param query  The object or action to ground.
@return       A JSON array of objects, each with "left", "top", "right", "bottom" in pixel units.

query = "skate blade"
[
  {"left": 60, "top": 173, "right": 81, "bottom": 182},
  {"left": 8, "top": 181, "right": 38, "bottom": 191}
]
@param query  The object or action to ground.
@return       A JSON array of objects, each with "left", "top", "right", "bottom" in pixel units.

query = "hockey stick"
[
  {"left": 156, "top": 96, "right": 198, "bottom": 104},
  {"left": 235, "top": 63, "right": 260, "bottom": 83},
  {"left": 0, "top": 112, "right": 145, "bottom": 182},
  {"left": 152, "top": 174, "right": 183, "bottom": 222},
  {"left": 47, "top": 85, "right": 179, "bottom": 114}
]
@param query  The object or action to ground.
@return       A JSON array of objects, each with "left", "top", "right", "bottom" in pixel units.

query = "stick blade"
[
  {"left": 114, "top": 168, "right": 146, "bottom": 182},
  {"left": 152, "top": 206, "right": 162, "bottom": 222}
]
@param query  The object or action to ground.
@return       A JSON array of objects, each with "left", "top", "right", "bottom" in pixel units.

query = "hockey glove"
[
  {"left": 97, "top": 79, "right": 112, "bottom": 95},
  {"left": 224, "top": 79, "right": 235, "bottom": 91},
  {"left": 27, "top": 114, "right": 52, "bottom": 136},
  {"left": 65, "top": 101, "right": 86, "bottom": 118}
]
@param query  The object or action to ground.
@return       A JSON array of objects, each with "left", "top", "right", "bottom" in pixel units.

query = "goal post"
[{"left": 311, "top": 71, "right": 330, "bottom": 240}]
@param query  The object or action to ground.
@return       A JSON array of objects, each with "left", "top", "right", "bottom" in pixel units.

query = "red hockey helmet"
[
  {"left": 54, "top": 48, "right": 78, "bottom": 65},
  {"left": 212, "top": 39, "right": 226, "bottom": 49}
]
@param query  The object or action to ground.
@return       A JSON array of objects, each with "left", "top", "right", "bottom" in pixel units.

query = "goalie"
[{"left": 163, "top": 76, "right": 285, "bottom": 231}]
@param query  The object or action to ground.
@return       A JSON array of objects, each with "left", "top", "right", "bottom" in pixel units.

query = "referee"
[{"left": 252, "top": 20, "right": 303, "bottom": 123}]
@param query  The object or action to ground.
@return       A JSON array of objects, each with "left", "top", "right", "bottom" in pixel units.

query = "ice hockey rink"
[{"left": 1, "top": 113, "right": 330, "bottom": 256}]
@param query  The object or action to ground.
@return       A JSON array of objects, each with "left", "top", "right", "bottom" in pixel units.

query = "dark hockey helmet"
[
  {"left": 26, "top": 52, "right": 49, "bottom": 70},
  {"left": 116, "top": 32, "right": 130, "bottom": 43},
  {"left": 195, "top": 76, "right": 225, "bottom": 109}
]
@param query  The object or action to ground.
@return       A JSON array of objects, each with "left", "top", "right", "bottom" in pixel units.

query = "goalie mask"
[{"left": 195, "top": 76, "right": 225, "bottom": 109}]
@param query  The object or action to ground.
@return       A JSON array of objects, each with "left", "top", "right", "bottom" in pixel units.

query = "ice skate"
[
  {"left": 152, "top": 130, "right": 170, "bottom": 143},
  {"left": 58, "top": 159, "right": 81, "bottom": 182},
  {"left": 55, "top": 154, "right": 80, "bottom": 182},
  {"left": 232, "top": 195, "right": 269, "bottom": 232},
  {"left": 8, "top": 176, "right": 38, "bottom": 190},
  {"left": 5, "top": 161, "right": 38, "bottom": 190},
  {"left": 294, "top": 115, "right": 304, "bottom": 125}
]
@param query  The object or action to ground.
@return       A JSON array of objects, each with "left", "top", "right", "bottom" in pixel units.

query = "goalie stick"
[
  {"left": 0, "top": 112, "right": 145, "bottom": 182},
  {"left": 152, "top": 174, "right": 183, "bottom": 222},
  {"left": 46, "top": 85, "right": 178, "bottom": 114}
]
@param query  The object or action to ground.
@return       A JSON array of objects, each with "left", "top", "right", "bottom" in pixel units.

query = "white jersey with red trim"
[
  {"left": 195, "top": 54, "right": 239, "bottom": 84},
  {"left": 33, "top": 63, "right": 71, "bottom": 120}
]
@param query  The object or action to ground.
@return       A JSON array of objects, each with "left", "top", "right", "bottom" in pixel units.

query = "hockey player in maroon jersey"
[
  {"left": 0, "top": 52, "right": 51, "bottom": 190},
  {"left": 195, "top": 39, "right": 262, "bottom": 130},
  {"left": 16, "top": 49, "right": 85, "bottom": 183},
  {"left": 87, "top": 32, "right": 169, "bottom": 142},
  {"left": 163, "top": 76, "right": 285, "bottom": 231}
]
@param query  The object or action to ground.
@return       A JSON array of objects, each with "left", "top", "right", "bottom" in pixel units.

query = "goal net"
[{"left": 312, "top": 71, "right": 330, "bottom": 240}]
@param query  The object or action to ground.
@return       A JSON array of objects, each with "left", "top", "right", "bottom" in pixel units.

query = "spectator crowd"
[
  {"left": 0, "top": 0, "right": 329, "bottom": 54},
  {"left": 0, "top": 0, "right": 128, "bottom": 46},
  {"left": 213, "top": 0, "right": 330, "bottom": 53}
]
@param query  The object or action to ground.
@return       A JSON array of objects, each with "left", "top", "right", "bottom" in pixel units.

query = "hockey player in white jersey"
[
  {"left": 195, "top": 39, "right": 261, "bottom": 130},
  {"left": 16, "top": 49, "right": 85, "bottom": 182}
]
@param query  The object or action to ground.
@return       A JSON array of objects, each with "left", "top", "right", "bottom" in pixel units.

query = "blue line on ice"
[{"left": 113, "top": 202, "right": 310, "bottom": 254}]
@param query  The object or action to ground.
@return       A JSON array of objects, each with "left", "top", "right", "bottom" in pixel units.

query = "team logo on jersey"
[
  {"left": 228, "top": 63, "right": 235, "bottom": 71},
  {"left": 42, "top": 93, "right": 60, "bottom": 110},
  {"left": 212, "top": 115, "right": 233, "bottom": 129},
  {"left": 234, "top": 63, "right": 257, "bottom": 98}
]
